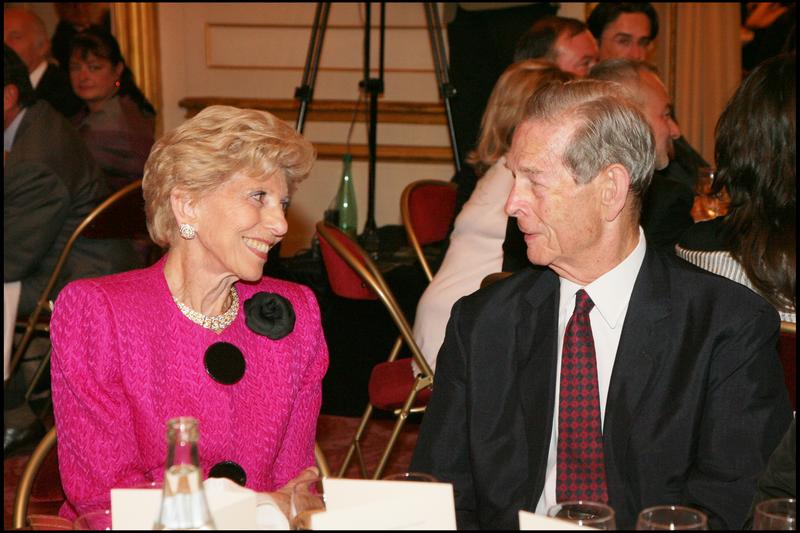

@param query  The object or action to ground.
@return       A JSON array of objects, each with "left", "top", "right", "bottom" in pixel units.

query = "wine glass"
[
  {"left": 753, "top": 498, "right": 796, "bottom": 530},
  {"left": 73, "top": 508, "right": 113, "bottom": 530},
  {"left": 289, "top": 475, "right": 325, "bottom": 530},
  {"left": 636, "top": 505, "right": 708, "bottom": 530},
  {"left": 547, "top": 501, "right": 617, "bottom": 529},
  {"left": 382, "top": 471, "right": 438, "bottom": 482}
]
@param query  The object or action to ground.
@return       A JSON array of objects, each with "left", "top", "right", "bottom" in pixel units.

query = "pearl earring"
[{"left": 179, "top": 223, "right": 196, "bottom": 240}]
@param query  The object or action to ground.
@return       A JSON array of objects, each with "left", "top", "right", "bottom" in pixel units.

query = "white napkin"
[{"left": 204, "top": 477, "right": 289, "bottom": 530}]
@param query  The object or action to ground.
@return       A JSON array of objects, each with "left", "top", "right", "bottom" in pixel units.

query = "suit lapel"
[
  {"left": 604, "top": 248, "right": 671, "bottom": 488},
  {"left": 516, "top": 270, "right": 560, "bottom": 509}
]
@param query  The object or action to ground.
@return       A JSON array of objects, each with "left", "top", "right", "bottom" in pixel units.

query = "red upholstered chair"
[
  {"left": 400, "top": 180, "right": 457, "bottom": 282},
  {"left": 317, "top": 221, "right": 434, "bottom": 479},
  {"left": 13, "top": 426, "right": 66, "bottom": 529},
  {"left": 778, "top": 321, "right": 795, "bottom": 410}
]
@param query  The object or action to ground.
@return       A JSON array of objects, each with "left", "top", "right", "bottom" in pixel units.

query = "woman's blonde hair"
[
  {"left": 143, "top": 105, "right": 316, "bottom": 247},
  {"left": 467, "top": 60, "right": 573, "bottom": 176}
]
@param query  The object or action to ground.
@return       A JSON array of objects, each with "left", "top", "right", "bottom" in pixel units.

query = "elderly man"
[
  {"left": 4, "top": 6, "right": 82, "bottom": 118},
  {"left": 514, "top": 16, "right": 599, "bottom": 77},
  {"left": 410, "top": 79, "right": 791, "bottom": 530},
  {"left": 588, "top": 3, "right": 659, "bottom": 61}
]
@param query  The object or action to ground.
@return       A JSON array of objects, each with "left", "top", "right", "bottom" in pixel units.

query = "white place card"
[
  {"left": 314, "top": 477, "right": 456, "bottom": 530},
  {"left": 519, "top": 510, "right": 598, "bottom": 530},
  {"left": 111, "top": 478, "right": 257, "bottom": 530}
]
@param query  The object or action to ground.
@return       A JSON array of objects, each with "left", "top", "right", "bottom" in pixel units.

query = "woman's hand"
[{"left": 262, "top": 466, "right": 320, "bottom": 518}]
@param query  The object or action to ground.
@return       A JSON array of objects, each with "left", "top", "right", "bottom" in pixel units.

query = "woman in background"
[
  {"left": 412, "top": 60, "right": 572, "bottom": 372},
  {"left": 676, "top": 52, "right": 795, "bottom": 323},
  {"left": 51, "top": 106, "right": 327, "bottom": 520},
  {"left": 69, "top": 26, "right": 155, "bottom": 191}
]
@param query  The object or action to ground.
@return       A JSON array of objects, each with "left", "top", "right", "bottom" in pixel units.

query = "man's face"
[
  {"left": 599, "top": 12, "right": 653, "bottom": 61},
  {"left": 637, "top": 70, "right": 680, "bottom": 170},
  {"left": 504, "top": 118, "right": 605, "bottom": 277},
  {"left": 3, "top": 10, "right": 47, "bottom": 73},
  {"left": 553, "top": 30, "right": 599, "bottom": 78}
]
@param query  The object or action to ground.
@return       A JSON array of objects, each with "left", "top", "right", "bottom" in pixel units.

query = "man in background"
[
  {"left": 514, "top": 16, "right": 599, "bottom": 77},
  {"left": 4, "top": 6, "right": 82, "bottom": 118},
  {"left": 588, "top": 2, "right": 659, "bottom": 61}
]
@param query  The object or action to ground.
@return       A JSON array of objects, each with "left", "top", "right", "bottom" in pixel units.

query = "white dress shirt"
[
  {"left": 29, "top": 60, "right": 47, "bottom": 89},
  {"left": 535, "top": 227, "right": 647, "bottom": 514}
]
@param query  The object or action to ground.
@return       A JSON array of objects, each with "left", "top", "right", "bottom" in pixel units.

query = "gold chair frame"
[
  {"left": 400, "top": 180, "right": 457, "bottom": 283},
  {"left": 7, "top": 179, "right": 147, "bottom": 394},
  {"left": 11, "top": 425, "right": 330, "bottom": 527},
  {"left": 780, "top": 321, "right": 795, "bottom": 334},
  {"left": 13, "top": 426, "right": 58, "bottom": 529},
  {"left": 316, "top": 221, "right": 434, "bottom": 479}
]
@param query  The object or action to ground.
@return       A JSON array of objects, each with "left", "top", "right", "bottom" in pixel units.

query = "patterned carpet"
[{"left": 4, "top": 414, "right": 420, "bottom": 529}]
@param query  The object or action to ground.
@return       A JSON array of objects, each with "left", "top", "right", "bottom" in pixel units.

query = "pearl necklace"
[{"left": 173, "top": 286, "right": 239, "bottom": 333}]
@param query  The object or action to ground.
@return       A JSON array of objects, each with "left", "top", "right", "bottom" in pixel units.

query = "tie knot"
[{"left": 574, "top": 289, "right": 594, "bottom": 315}]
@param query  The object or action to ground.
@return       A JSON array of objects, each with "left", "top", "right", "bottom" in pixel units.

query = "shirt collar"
[
  {"left": 29, "top": 61, "right": 48, "bottom": 89},
  {"left": 4, "top": 107, "right": 28, "bottom": 152},
  {"left": 559, "top": 227, "right": 647, "bottom": 329}
]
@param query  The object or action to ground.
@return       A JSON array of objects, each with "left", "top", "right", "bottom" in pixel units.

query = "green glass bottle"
[{"left": 334, "top": 153, "right": 357, "bottom": 238}]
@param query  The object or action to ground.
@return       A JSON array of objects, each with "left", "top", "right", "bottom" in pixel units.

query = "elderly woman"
[
  {"left": 50, "top": 105, "right": 328, "bottom": 520},
  {"left": 412, "top": 60, "right": 572, "bottom": 373},
  {"left": 69, "top": 26, "right": 155, "bottom": 191}
]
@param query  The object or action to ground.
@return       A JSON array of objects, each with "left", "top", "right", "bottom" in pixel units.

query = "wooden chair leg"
[{"left": 315, "top": 442, "right": 331, "bottom": 478}]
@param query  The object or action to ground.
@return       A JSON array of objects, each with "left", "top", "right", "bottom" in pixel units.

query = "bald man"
[{"left": 4, "top": 6, "right": 82, "bottom": 118}]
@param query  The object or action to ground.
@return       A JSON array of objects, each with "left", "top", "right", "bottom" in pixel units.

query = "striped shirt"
[{"left": 675, "top": 245, "right": 796, "bottom": 323}]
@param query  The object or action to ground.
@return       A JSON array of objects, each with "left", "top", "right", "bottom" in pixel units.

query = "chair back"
[
  {"left": 316, "top": 221, "right": 434, "bottom": 379},
  {"left": 13, "top": 426, "right": 61, "bottom": 529},
  {"left": 400, "top": 180, "right": 457, "bottom": 282},
  {"left": 778, "top": 321, "right": 795, "bottom": 410},
  {"left": 7, "top": 180, "right": 149, "bottom": 383}
]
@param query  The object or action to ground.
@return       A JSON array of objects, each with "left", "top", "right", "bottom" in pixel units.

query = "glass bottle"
[
  {"left": 154, "top": 417, "right": 216, "bottom": 530},
  {"left": 326, "top": 154, "right": 358, "bottom": 238}
]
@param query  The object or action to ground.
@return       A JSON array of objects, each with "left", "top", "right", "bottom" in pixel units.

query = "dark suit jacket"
[
  {"left": 35, "top": 63, "right": 83, "bottom": 119},
  {"left": 410, "top": 246, "right": 792, "bottom": 530},
  {"left": 4, "top": 100, "right": 141, "bottom": 315}
]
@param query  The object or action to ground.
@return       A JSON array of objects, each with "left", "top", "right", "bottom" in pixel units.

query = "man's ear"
[
  {"left": 598, "top": 163, "right": 631, "bottom": 222},
  {"left": 169, "top": 187, "right": 199, "bottom": 227}
]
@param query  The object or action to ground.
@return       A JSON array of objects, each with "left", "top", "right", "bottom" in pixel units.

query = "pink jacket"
[{"left": 50, "top": 256, "right": 329, "bottom": 520}]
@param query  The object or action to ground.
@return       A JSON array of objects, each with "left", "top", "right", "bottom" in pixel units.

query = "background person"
[
  {"left": 413, "top": 60, "right": 571, "bottom": 373},
  {"left": 676, "top": 52, "right": 795, "bottom": 323},
  {"left": 513, "top": 16, "right": 599, "bottom": 77},
  {"left": 587, "top": 2, "right": 659, "bottom": 61},
  {"left": 3, "top": 6, "right": 82, "bottom": 118},
  {"left": 69, "top": 26, "right": 155, "bottom": 192},
  {"left": 50, "top": 105, "right": 328, "bottom": 520},
  {"left": 410, "top": 79, "right": 791, "bottom": 529}
]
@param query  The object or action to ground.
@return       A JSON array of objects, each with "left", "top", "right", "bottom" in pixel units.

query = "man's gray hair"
[
  {"left": 524, "top": 79, "right": 656, "bottom": 201},
  {"left": 588, "top": 58, "right": 659, "bottom": 108}
]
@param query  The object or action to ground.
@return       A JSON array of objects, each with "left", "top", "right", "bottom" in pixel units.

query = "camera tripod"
[{"left": 294, "top": 2, "right": 460, "bottom": 255}]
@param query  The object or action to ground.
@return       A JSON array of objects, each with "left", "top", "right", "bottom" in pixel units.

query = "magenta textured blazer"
[{"left": 50, "top": 256, "right": 329, "bottom": 520}]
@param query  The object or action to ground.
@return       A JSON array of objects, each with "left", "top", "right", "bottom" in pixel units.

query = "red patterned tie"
[{"left": 556, "top": 289, "right": 609, "bottom": 503}]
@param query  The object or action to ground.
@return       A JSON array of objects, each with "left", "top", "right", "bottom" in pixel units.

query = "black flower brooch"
[{"left": 244, "top": 292, "right": 295, "bottom": 340}]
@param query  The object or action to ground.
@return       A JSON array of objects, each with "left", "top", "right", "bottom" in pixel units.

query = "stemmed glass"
[
  {"left": 382, "top": 471, "right": 438, "bottom": 482},
  {"left": 753, "top": 498, "right": 796, "bottom": 530},
  {"left": 289, "top": 475, "right": 326, "bottom": 530},
  {"left": 547, "top": 501, "right": 617, "bottom": 529},
  {"left": 636, "top": 505, "right": 708, "bottom": 530}
]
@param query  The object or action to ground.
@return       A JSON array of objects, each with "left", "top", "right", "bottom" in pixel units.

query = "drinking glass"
[
  {"left": 753, "top": 498, "right": 796, "bottom": 530},
  {"left": 290, "top": 475, "right": 325, "bottom": 530},
  {"left": 382, "top": 471, "right": 438, "bottom": 482},
  {"left": 636, "top": 505, "right": 708, "bottom": 530},
  {"left": 547, "top": 501, "right": 616, "bottom": 529},
  {"left": 73, "top": 508, "right": 112, "bottom": 530}
]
